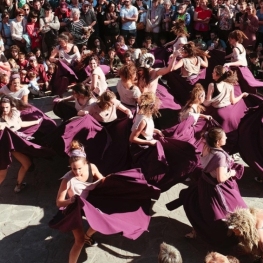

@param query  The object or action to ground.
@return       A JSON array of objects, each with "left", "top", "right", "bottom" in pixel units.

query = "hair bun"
[{"left": 70, "top": 140, "right": 82, "bottom": 150}]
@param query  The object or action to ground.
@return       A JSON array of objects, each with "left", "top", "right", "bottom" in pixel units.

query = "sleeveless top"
[
  {"left": 181, "top": 56, "right": 202, "bottom": 77},
  {"left": 92, "top": 66, "right": 108, "bottom": 96},
  {"left": 131, "top": 114, "right": 154, "bottom": 140},
  {"left": 231, "top": 46, "right": 247, "bottom": 66},
  {"left": 203, "top": 81, "right": 233, "bottom": 108},
  {"left": 138, "top": 69, "right": 159, "bottom": 94},
  {"left": 58, "top": 44, "right": 80, "bottom": 65},
  {"left": 173, "top": 36, "right": 187, "bottom": 50},
  {"left": 61, "top": 164, "right": 102, "bottom": 199},
  {"left": 116, "top": 80, "right": 141, "bottom": 107},
  {"left": 75, "top": 97, "right": 96, "bottom": 112},
  {"left": 179, "top": 105, "right": 199, "bottom": 122}
]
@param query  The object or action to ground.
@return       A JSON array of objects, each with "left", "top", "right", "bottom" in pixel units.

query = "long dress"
[
  {"left": 49, "top": 168, "right": 161, "bottom": 240},
  {"left": 167, "top": 147, "right": 247, "bottom": 245}
]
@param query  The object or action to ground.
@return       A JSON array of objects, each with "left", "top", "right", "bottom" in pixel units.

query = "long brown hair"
[
  {"left": 214, "top": 65, "right": 238, "bottom": 84},
  {"left": 182, "top": 41, "right": 210, "bottom": 58},
  {"left": 0, "top": 95, "right": 29, "bottom": 112},
  {"left": 119, "top": 64, "right": 137, "bottom": 82},
  {"left": 171, "top": 19, "right": 189, "bottom": 38},
  {"left": 228, "top": 30, "right": 248, "bottom": 43},
  {"left": 179, "top": 83, "right": 205, "bottom": 118}
]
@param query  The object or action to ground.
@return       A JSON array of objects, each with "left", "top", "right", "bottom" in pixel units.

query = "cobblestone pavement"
[{"left": 0, "top": 86, "right": 263, "bottom": 263}]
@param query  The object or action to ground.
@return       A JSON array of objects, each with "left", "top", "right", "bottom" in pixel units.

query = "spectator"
[
  {"left": 40, "top": 4, "right": 60, "bottom": 57},
  {"left": 193, "top": 0, "right": 212, "bottom": 41},
  {"left": 120, "top": 0, "right": 138, "bottom": 40},
  {"left": 0, "top": 12, "right": 13, "bottom": 50},
  {"left": 0, "top": 0, "right": 17, "bottom": 19},
  {"left": 193, "top": 32, "right": 207, "bottom": 50},
  {"left": 103, "top": 1, "right": 120, "bottom": 48},
  {"left": 80, "top": 1, "right": 97, "bottom": 34},
  {"left": 172, "top": 3, "right": 191, "bottom": 33},
  {"left": 134, "top": 0, "right": 148, "bottom": 47},
  {"left": 239, "top": 2, "right": 259, "bottom": 48},
  {"left": 22, "top": 3, "right": 31, "bottom": 19},
  {"left": 54, "top": 2, "right": 72, "bottom": 30},
  {"left": 158, "top": 242, "right": 183, "bottom": 263},
  {"left": 256, "top": 0, "right": 263, "bottom": 48},
  {"left": 207, "top": 31, "right": 226, "bottom": 50},
  {"left": 32, "top": 0, "right": 45, "bottom": 18}
]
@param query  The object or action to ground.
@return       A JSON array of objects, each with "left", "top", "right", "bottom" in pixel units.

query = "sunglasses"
[
  {"left": 29, "top": 59, "right": 36, "bottom": 62},
  {"left": 24, "top": 8, "right": 29, "bottom": 11},
  {"left": 18, "top": 14, "right": 24, "bottom": 17}
]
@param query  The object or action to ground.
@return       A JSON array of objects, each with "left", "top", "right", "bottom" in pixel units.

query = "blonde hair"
[
  {"left": 226, "top": 207, "right": 261, "bottom": 255},
  {"left": 171, "top": 19, "right": 189, "bottom": 38},
  {"left": 205, "top": 252, "right": 230, "bottom": 263},
  {"left": 179, "top": 83, "right": 205, "bottom": 120},
  {"left": 138, "top": 92, "right": 160, "bottom": 117}
]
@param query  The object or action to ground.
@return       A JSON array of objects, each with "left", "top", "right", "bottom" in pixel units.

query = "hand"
[
  {"left": 148, "top": 139, "right": 157, "bottom": 146},
  {"left": 205, "top": 115, "right": 212, "bottom": 120},
  {"left": 242, "top": 92, "right": 249, "bottom": 98},
  {"left": 230, "top": 169, "right": 236, "bottom": 177},
  {"left": 155, "top": 129, "right": 164, "bottom": 137},
  {"left": 36, "top": 117, "right": 43, "bottom": 125},
  {"left": 127, "top": 111, "right": 133, "bottom": 119},
  {"left": 0, "top": 124, "right": 5, "bottom": 130},
  {"left": 53, "top": 98, "right": 63, "bottom": 103},
  {"left": 78, "top": 110, "right": 89, "bottom": 116}
]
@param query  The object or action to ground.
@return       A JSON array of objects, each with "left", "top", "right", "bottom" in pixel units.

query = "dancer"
[
  {"left": 53, "top": 83, "right": 96, "bottom": 121},
  {"left": 167, "top": 127, "right": 247, "bottom": 245},
  {"left": 0, "top": 95, "right": 43, "bottom": 192},
  {"left": 179, "top": 83, "right": 212, "bottom": 122},
  {"left": 88, "top": 90, "right": 133, "bottom": 123},
  {"left": 171, "top": 42, "right": 209, "bottom": 79},
  {"left": 116, "top": 64, "right": 141, "bottom": 109},
  {"left": 56, "top": 141, "right": 104, "bottom": 263},
  {"left": 204, "top": 65, "right": 248, "bottom": 108},
  {"left": 129, "top": 92, "right": 163, "bottom": 146},
  {"left": 224, "top": 30, "right": 248, "bottom": 67}
]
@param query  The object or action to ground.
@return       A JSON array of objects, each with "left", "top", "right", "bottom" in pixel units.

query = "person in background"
[
  {"left": 103, "top": 47, "right": 123, "bottom": 78},
  {"left": 207, "top": 31, "right": 226, "bottom": 50},
  {"left": 239, "top": 2, "right": 259, "bottom": 49},
  {"left": 158, "top": 243, "right": 183, "bottom": 263},
  {"left": 120, "top": 0, "right": 138, "bottom": 40},
  {"left": 205, "top": 252, "right": 240, "bottom": 263},
  {"left": 193, "top": 32, "right": 207, "bottom": 50},
  {"left": 17, "top": 52, "right": 28, "bottom": 69},
  {"left": 0, "top": 12, "right": 14, "bottom": 50},
  {"left": 80, "top": 1, "right": 97, "bottom": 35},
  {"left": 248, "top": 52, "right": 261, "bottom": 79},
  {"left": 256, "top": 0, "right": 263, "bottom": 47},
  {"left": 145, "top": 0, "right": 163, "bottom": 45}
]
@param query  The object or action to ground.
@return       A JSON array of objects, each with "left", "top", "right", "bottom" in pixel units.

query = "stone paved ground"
[{"left": 0, "top": 84, "right": 263, "bottom": 263}]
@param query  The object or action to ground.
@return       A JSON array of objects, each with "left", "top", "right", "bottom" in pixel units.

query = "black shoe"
[{"left": 84, "top": 234, "right": 98, "bottom": 247}]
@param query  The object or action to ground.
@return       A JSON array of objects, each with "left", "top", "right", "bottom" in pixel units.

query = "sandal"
[
  {"left": 14, "top": 182, "right": 27, "bottom": 193},
  {"left": 84, "top": 234, "right": 98, "bottom": 247},
  {"left": 255, "top": 177, "right": 263, "bottom": 183},
  {"left": 185, "top": 229, "right": 196, "bottom": 239}
]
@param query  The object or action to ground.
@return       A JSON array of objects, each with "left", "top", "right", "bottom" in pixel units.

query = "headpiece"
[
  {"left": 138, "top": 53, "right": 155, "bottom": 69},
  {"left": 69, "top": 149, "right": 86, "bottom": 158}
]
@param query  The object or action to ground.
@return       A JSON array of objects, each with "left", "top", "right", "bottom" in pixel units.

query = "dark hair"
[
  {"left": 171, "top": 19, "right": 189, "bottom": 37},
  {"left": 43, "top": 4, "right": 52, "bottom": 10},
  {"left": 88, "top": 55, "right": 100, "bottom": 65},
  {"left": 0, "top": 95, "right": 29, "bottom": 111},
  {"left": 1, "top": 11, "right": 9, "bottom": 19},
  {"left": 72, "top": 83, "right": 93, "bottom": 99},
  {"left": 10, "top": 45, "right": 20, "bottom": 52},
  {"left": 27, "top": 10, "right": 39, "bottom": 22},
  {"left": 214, "top": 65, "right": 238, "bottom": 84},
  {"left": 204, "top": 127, "right": 225, "bottom": 148},
  {"left": 249, "top": 52, "right": 258, "bottom": 59},
  {"left": 105, "top": 1, "right": 117, "bottom": 13}
]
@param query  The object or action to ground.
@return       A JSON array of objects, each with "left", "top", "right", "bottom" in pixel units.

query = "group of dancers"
[{"left": 1, "top": 28, "right": 263, "bottom": 263}]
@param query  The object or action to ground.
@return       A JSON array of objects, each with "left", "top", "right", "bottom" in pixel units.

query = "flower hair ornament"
[
  {"left": 69, "top": 148, "right": 86, "bottom": 158},
  {"left": 138, "top": 53, "right": 155, "bottom": 69}
]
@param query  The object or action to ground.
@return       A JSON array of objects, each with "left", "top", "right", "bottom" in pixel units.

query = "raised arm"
[{"left": 156, "top": 54, "right": 178, "bottom": 75}]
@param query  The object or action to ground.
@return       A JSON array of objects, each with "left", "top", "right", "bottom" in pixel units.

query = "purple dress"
[
  {"left": 49, "top": 168, "right": 161, "bottom": 240},
  {"left": 167, "top": 147, "right": 247, "bottom": 245},
  {"left": 238, "top": 104, "right": 263, "bottom": 179},
  {"left": 0, "top": 127, "right": 54, "bottom": 170},
  {"left": 19, "top": 105, "right": 57, "bottom": 137}
]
